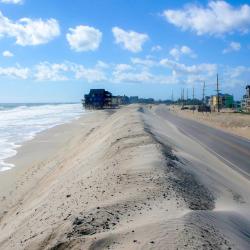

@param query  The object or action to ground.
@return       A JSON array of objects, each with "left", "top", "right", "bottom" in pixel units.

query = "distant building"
[
  {"left": 121, "top": 95, "right": 130, "bottom": 105},
  {"left": 129, "top": 96, "right": 139, "bottom": 103},
  {"left": 138, "top": 98, "right": 155, "bottom": 104},
  {"left": 128, "top": 96, "right": 156, "bottom": 104},
  {"left": 234, "top": 101, "right": 241, "bottom": 110},
  {"left": 112, "top": 95, "right": 129, "bottom": 106},
  {"left": 204, "top": 96, "right": 210, "bottom": 106},
  {"left": 84, "top": 89, "right": 112, "bottom": 109},
  {"left": 210, "top": 93, "right": 234, "bottom": 110},
  {"left": 241, "top": 85, "right": 250, "bottom": 112},
  {"left": 224, "top": 94, "right": 234, "bottom": 108},
  {"left": 111, "top": 96, "right": 119, "bottom": 107}
]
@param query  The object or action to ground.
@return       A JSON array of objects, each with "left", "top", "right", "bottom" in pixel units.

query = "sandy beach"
[{"left": 0, "top": 105, "right": 250, "bottom": 250}]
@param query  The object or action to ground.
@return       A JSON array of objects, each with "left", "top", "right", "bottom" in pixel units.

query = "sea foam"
[{"left": 0, "top": 103, "right": 83, "bottom": 171}]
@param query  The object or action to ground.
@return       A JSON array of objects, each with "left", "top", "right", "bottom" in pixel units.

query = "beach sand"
[{"left": 0, "top": 105, "right": 249, "bottom": 249}]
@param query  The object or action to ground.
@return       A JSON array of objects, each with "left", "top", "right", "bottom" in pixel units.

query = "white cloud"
[
  {"left": 71, "top": 63, "right": 106, "bottom": 82},
  {"left": 112, "top": 27, "right": 149, "bottom": 53},
  {"left": 112, "top": 60, "right": 176, "bottom": 84},
  {"left": 1, "top": 58, "right": 249, "bottom": 90},
  {"left": 169, "top": 48, "right": 180, "bottom": 61},
  {"left": 113, "top": 70, "right": 152, "bottom": 83},
  {"left": 2, "top": 50, "right": 14, "bottom": 57},
  {"left": 225, "top": 65, "right": 250, "bottom": 78},
  {"left": 66, "top": 25, "right": 102, "bottom": 52},
  {"left": 223, "top": 41, "right": 241, "bottom": 53},
  {"left": 160, "top": 58, "right": 217, "bottom": 77},
  {"left": 96, "top": 60, "right": 109, "bottom": 69},
  {"left": 112, "top": 68, "right": 174, "bottom": 85},
  {"left": 180, "top": 46, "right": 193, "bottom": 55},
  {"left": 114, "top": 64, "right": 133, "bottom": 73},
  {"left": 33, "top": 61, "right": 107, "bottom": 82},
  {"left": 164, "top": 59, "right": 216, "bottom": 75},
  {"left": 221, "top": 65, "right": 250, "bottom": 87},
  {"left": 0, "top": 65, "right": 29, "bottom": 79},
  {"left": 0, "top": 11, "right": 60, "bottom": 46},
  {"left": 0, "top": 0, "right": 23, "bottom": 4},
  {"left": 151, "top": 45, "right": 162, "bottom": 52},
  {"left": 169, "top": 45, "right": 196, "bottom": 60},
  {"left": 131, "top": 57, "right": 156, "bottom": 67},
  {"left": 0, "top": 55, "right": 218, "bottom": 86},
  {"left": 163, "top": 1, "right": 250, "bottom": 36},
  {"left": 34, "top": 62, "right": 69, "bottom": 81}
]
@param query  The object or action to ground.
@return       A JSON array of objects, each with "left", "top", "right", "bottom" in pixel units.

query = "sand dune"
[{"left": 0, "top": 105, "right": 249, "bottom": 249}]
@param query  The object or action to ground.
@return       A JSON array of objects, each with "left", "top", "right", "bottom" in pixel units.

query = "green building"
[{"left": 223, "top": 94, "right": 234, "bottom": 108}]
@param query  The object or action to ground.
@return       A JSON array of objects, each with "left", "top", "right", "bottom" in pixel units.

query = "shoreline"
[
  {"left": 0, "top": 105, "right": 249, "bottom": 250},
  {"left": 0, "top": 110, "right": 104, "bottom": 215},
  {"left": 0, "top": 118, "right": 80, "bottom": 172},
  {"left": 0, "top": 103, "right": 84, "bottom": 173},
  {"left": 7, "top": 114, "right": 85, "bottom": 168}
]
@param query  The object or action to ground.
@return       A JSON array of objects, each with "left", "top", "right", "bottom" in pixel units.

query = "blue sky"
[{"left": 0, "top": 0, "right": 250, "bottom": 102}]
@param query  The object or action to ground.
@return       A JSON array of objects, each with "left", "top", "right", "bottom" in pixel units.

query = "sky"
[{"left": 0, "top": 0, "right": 250, "bottom": 102}]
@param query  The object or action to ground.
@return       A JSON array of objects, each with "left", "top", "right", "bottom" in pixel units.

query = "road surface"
[{"left": 155, "top": 106, "right": 250, "bottom": 178}]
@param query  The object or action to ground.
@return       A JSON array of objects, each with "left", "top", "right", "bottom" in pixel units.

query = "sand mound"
[{"left": 0, "top": 105, "right": 249, "bottom": 249}]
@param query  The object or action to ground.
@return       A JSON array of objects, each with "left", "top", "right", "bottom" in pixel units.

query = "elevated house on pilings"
[{"left": 83, "top": 89, "right": 112, "bottom": 109}]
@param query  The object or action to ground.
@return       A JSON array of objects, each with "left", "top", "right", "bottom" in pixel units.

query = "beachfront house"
[{"left": 84, "top": 89, "right": 112, "bottom": 109}]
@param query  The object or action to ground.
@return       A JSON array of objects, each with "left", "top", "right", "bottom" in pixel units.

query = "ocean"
[{"left": 0, "top": 103, "right": 84, "bottom": 172}]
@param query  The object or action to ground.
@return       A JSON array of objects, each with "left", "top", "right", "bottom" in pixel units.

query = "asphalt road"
[{"left": 155, "top": 106, "right": 250, "bottom": 178}]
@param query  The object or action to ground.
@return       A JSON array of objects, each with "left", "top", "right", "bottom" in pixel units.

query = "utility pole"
[
  {"left": 202, "top": 81, "right": 205, "bottom": 104},
  {"left": 216, "top": 74, "right": 220, "bottom": 112},
  {"left": 171, "top": 89, "right": 174, "bottom": 103},
  {"left": 183, "top": 88, "right": 185, "bottom": 106},
  {"left": 180, "top": 88, "right": 183, "bottom": 106},
  {"left": 192, "top": 87, "right": 195, "bottom": 113},
  {"left": 186, "top": 89, "right": 188, "bottom": 103},
  {"left": 180, "top": 89, "right": 182, "bottom": 105}
]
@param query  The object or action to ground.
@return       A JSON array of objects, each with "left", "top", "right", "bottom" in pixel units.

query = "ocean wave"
[{"left": 0, "top": 103, "right": 84, "bottom": 171}]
